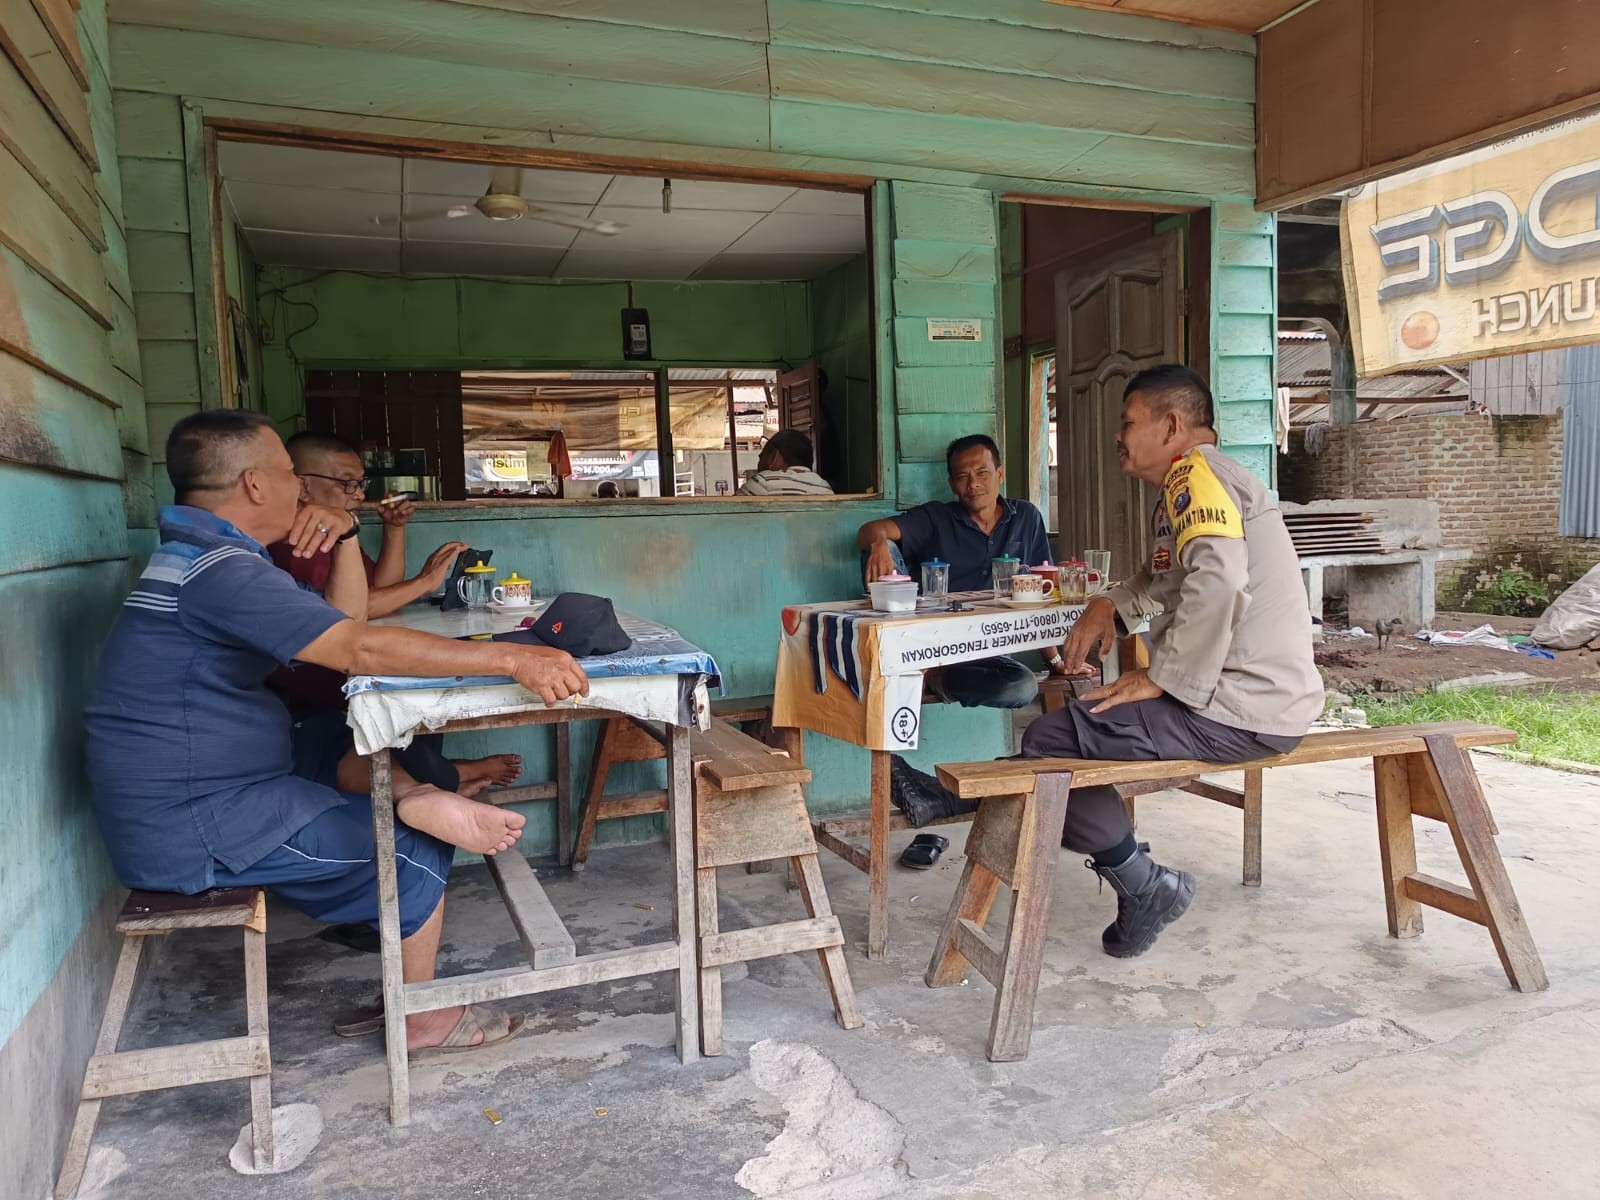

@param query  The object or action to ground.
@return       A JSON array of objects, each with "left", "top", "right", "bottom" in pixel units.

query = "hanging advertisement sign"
[{"left": 1342, "top": 109, "right": 1600, "bottom": 375}]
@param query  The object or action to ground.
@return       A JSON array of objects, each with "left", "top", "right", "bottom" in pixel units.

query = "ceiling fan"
[{"left": 378, "top": 166, "right": 624, "bottom": 235}]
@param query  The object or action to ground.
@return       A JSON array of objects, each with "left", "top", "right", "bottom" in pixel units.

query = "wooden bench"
[
  {"left": 925, "top": 722, "right": 1547, "bottom": 1063},
  {"left": 569, "top": 709, "right": 859, "bottom": 1052},
  {"left": 56, "top": 887, "right": 274, "bottom": 1198},
  {"left": 687, "top": 719, "right": 861, "bottom": 1054},
  {"left": 571, "top": 695, "right": 773, "bottom": 870}
]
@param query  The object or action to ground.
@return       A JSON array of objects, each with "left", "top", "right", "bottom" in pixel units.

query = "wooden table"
[
  {"left": 769, "top": 592, "right": 1112, "bottom": 959},
  {"left": 350, "top": 604, "right": 716, "bottom": 1124}
]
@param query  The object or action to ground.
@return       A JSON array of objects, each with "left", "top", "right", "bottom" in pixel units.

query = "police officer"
[{"left": 1023, "top": 363, "right": 1323, "bottom": 959}]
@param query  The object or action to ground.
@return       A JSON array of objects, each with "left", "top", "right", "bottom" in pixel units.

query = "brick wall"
[{"left": 1280, "top": 411, "right": 1600, "bottom": 596}]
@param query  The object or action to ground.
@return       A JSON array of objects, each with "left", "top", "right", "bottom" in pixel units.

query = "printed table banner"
[
  {"left": 772, "top": 593, "right": 1086, "bottom": 751},
  {"left": 1342, "top": 109, "right": 1600, "bottom": 375}
]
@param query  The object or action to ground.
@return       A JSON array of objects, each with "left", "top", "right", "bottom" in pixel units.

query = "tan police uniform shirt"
[{"left": 1103, "top": 444, "right": 1322, "bottom": 738}]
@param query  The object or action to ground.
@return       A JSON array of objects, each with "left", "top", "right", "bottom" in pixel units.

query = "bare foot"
[
  {"left": 395, "top": 784, "right": 525, "bottom": 855},
  {"left": 458, "top": 778, "right": 492, "bottom": 799},
  {"left": 407, "top": 1005, "right": 471, "bottom": 1051},
  {"left": 455, "top": 754, "right": 522, "bottom": 788}
]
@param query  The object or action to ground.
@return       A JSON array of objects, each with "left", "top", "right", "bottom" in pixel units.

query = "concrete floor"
[{"left": 74, "top": 749, "right": 1600, "bottom": 1200}]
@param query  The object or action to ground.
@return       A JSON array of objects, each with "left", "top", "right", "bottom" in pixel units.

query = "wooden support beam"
[
  {"left": 951, "top": 918, "right": 1004, "bottom": 984},
  {"left": 700, "top": 916, "right": 843, "bottom": 968},
  {"left": 811, "top": 822, "right": 872, "bottom": 874},
  {"left": 483, "top": 782, "right": 558, "bottom": 806},
  {"left": 1403, "top": 872, "right": 1484, "bottom": 926},
  {"left": 594, "top": 789, "right": 669, "bottom": 819},
  {"left": 81, "top": 1036, "right": 269, "bottom": 1099},
  {"left": 485, "top": 848, "right": 576, "bottom": 969},
  {"left": 403, "top": 943, "right": 680, "bottom": 1013},
  {"left": 1179, "top": 778, "right": 1246, "bottom": 809}
]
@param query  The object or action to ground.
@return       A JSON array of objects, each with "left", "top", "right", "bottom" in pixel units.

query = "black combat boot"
[
  {"left": 888, "top": 756, "right": 976, "bottom": 827},
  {"left": 1089, "top": 847, "right": 1196, "bottom": 958}
]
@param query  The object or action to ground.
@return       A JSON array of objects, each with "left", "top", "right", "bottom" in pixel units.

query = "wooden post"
[
  {"left": 867, "top": 749, "right": 891, "bottom": 960},
  {"left": 242, "top": 893, "right": 274, "bottom": 1170},
  {"left": 555, "top": 722, "right": 572, "bottom": 867},
  {"left": 1373, "top": 754, "right": 1425, "bottom": 939},
  {"left": 985, "top": 772, "right": 1072, "bottom": 1062},
  {"left": 1242, "top": 767, "right": 1263, "bottom": 887},
  {"left": 54, "top": 936, "right": 146, "bottom": 1200},
  {"left": 924, "top": 857, "right": 1003, "bottom": 988},
  {"left": 793, "top": 854, "right": 864, "bottom": 1030},
  {"left": 572, "top": 717, "right": 620, "bottom": 871},
  {"left": 1422, "top": 735, "right": 1548, "bottom": 992},
  {"left": 773, "top": 726, "right": 806, "bottom": 893},
  {"left": 696, "top": 867, "right": 723, "bottom": 1056},
  {"left": 666, "top": 725, "right": 700, "bottom": 1062},
  {"left": 369, "top": 748, "right": 411, "bottom": 1125}
]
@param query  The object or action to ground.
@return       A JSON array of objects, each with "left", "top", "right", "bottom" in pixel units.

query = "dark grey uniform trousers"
[{"left": 1019, "top": 695, "right": 1300, "bottom": 854}]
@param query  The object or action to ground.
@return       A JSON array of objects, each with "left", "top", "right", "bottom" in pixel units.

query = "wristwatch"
[
  {"left": 1046, "top": 652, "right": 1064, "bottom": 669},
  {"left": 337, "top": 514, "right": 361, "bottom": 542}
]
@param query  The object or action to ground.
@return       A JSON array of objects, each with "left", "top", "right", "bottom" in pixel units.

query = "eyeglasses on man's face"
[{"left": 298, "top": 472, "right": 369, "bottom": 496}]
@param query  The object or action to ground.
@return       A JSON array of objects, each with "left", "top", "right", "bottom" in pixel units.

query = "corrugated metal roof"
[{"left": 1278, "top": 330, "right": 1466, "bottom": 415}]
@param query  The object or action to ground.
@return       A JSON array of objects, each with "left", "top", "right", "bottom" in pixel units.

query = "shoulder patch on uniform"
[{"left": 1163, "top": 449, "right": 1242, "bottom": 555}]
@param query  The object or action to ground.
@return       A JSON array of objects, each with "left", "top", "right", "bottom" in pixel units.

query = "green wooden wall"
[
  {"left": 889, "top": 181, "right": 1003, "bottom": 506},
  {"left": 113, "top": 88, "right": 202, "bottom": 496},
  {"left": 0, "top": 0, "right": 144, "bottom": 1083},
  {"left": 1210, "top": 202, "right": 1279, "bottom": 485},
  {"left": 107, "top": 0, "right": 1255, "bottom": 204},
  {"left": 256, "top": 269, "right": 813, "bottom": 410}
]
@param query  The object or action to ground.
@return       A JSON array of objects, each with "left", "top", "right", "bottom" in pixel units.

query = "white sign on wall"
[{"left": 927, "top": 318, "right": 983, "bottom": 342}]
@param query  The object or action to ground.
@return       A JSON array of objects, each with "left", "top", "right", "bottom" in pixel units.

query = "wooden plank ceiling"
[{"left": 1043, "top": 0, "right": 1306, "bottom": 33}]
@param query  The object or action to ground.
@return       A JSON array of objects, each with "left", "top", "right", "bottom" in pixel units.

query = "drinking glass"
[
  {"left": 991, "top": 555, "right": 1020, "bottom": 598},
  {"left": 1060, "top": 560, "right": 1087, "bottom": 605},
  {"left": 1084, "top": 549, "right": 1112, "bottom": 595}
]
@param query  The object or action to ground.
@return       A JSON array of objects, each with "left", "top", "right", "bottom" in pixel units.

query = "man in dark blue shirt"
[
  {"left": 86, "top": 410, "right": 588, "bottom": 1056},
  {"left": 858, "top": 435, "right": 1073, "bottom": 827},
  {"left": 858, "top": 434, "right": 1068, "bottom": 707}
]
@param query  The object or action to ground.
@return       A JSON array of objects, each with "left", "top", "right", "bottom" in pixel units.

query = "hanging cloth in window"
[{"left": 547, "top": 430, "right": 573, "bottom": 479}]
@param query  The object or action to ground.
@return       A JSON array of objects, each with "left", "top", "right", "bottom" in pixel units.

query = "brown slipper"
[{"left": 409, "top": 1005, "right": 527, "bottom": 1059}]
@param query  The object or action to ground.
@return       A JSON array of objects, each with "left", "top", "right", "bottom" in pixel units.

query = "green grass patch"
[{"left": 1366, "top": 686, "right": 1600, "bottom": 767}]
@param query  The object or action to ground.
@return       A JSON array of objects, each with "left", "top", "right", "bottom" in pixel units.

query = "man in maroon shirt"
[{"left": 269, "top": 433, "right": 520, "bottom": 795}]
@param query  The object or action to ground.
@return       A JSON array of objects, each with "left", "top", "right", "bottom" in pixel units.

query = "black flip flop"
[{"left": 900, "top": 833, "right": 948, "bottom": 870}]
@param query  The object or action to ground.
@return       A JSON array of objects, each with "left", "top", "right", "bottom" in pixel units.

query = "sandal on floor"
[
  {"left": 333, "top": 1001, "right": 385, "bottom": 1038},
  {"left": 900, "top": 833, "right": 948, "bottom": 870},
  {"left": 409, "top": 1005, "right": 527, "bottom": 1059}
]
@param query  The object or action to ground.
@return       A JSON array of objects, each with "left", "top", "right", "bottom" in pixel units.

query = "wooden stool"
[
  {"left": 572, "top": 695, "right": 774, "bottom": 871},
  {"left": 55, "top": 888, "right": 274, "bottom": 1199},
  {"left": 691, "top": 721, "right": 862, "bottom": 1054}
]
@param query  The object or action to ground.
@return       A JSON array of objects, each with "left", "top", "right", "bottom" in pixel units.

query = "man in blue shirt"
[
  {"left": 86, "top": 411, "right": 588, "bottom": 1056},
  {"left": 858, "top": 435, "right": 1075, "bottom": 825},
  {"left": 858, "top": 435, "right": 1068, "bottom": 707}
]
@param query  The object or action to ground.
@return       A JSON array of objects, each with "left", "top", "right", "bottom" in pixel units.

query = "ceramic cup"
[
  {"left": 493, "top": 575, "right": 533, "bottom": 607},
  {"left": 1010, "top": 573, "right": 1049, "bottom": 602}
]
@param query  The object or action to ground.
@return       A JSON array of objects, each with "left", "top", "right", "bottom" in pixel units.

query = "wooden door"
[
  {"left": 777, "top": 360, "right": 818, "bottom": 466},
  {"left": 1055, "top": 229, "right": 1182, "bottom": 576}
]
